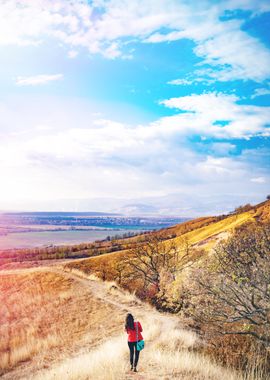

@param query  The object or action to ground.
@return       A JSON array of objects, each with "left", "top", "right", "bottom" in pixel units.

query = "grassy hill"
[
  {"left": 159, "top": 199, "right": 270, "bottom": 246},
  {"left": 1, "top": 267, "right": 246, "bottom": 380},
  {"left": 0, "top": 268, "right": 123, "bottom": 376},
  {"left": 1, "top": 200, "right": 268, "bottom": 271},
  {"left": 64, "top": 199, "right": 270, "bottom": 280},
  {"left": 0, "top": 199, "right": 269, "bottom": 379}
]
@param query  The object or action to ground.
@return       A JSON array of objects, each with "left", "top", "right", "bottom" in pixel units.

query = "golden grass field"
[
  {"left": 0, "top": 268, "right": 123, "bottom": 379},
  {"left": 63, "top": 203, "right": 262, "bottom": 281},
  {"left": 1, "top": 200, "right": 269, "bottom": 379},
  {"left": 0, "top": 266, "right": 257, "bottom": 380}
]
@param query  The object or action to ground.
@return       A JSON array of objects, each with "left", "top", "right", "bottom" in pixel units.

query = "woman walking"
[{"left": 125, "top": 313, "right": 143, "bottom": 372}]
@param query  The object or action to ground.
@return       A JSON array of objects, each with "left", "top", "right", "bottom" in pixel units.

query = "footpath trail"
[{"left": 3, "top": 266, "right": 238, "bottom": 380}]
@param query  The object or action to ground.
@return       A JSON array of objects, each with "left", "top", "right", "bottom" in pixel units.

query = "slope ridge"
[{"left": 66, "top": 200, "right": 270, "bottom": 276}]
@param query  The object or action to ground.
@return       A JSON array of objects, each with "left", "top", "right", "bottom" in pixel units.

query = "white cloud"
[
  {"left": 193, "top": 156, "right": 245, "bottom": 177},
  {"left": 149, "top": 19, "right": 270, "bottom": 82},
  {"left": 145, "top": 9, "right": 270, "bottom": 83},
  {"left": 1, "top": 1, "right": 270, "bottom": 80},
  {"left": 160, "top": 93, "right": 270, "bottom": 139},
  {"left": 193, "top": 27, "right": 270, "bottom": 82},
  {"left": 210, "top": 143, "right": 236, "bottom": 155},
  {"left": 102, "top": 41, "right": 122, "bottom": 59},
  {"left": 251, "top": 177, "right": 266, "bottom": 183},
  {"left": 223, "top": 0, "right": 270, "bottom": 14},
  {"left": 15, "top": 74, "right": 63, "bottom": 86},
  {"left": 0, "top": 1, "right": 269, "bottom": 213},
  {"left": 0, "top": 93, "right": 269, "bottom": 210},
  {"left": 251, "top": 88, "right": 270, "bottom": 99},
  {"left": 68, "top": 50, "right": 78, "bottom": 58},
  {"left": 0, "top": 125, "right": 251, "bottom": 203},
  {"left": 167, "top": 78, "right": 194, "bottom": 86}
]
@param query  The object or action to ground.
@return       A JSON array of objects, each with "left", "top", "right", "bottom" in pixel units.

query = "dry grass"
[
  {"left": 31, "top": 309, "right": 247, "bottom": 380},
  {"left": 64, "top": 211, "right": 255, "bottom": 283},
  {"left": 33, "top": 335, "right": 128, "bottom": 380},
  {"left": 1, "top": 267, "right": 267, "bottom": 380},
  {"left": 0, "top": 270, "right": 73, "bottom": 371},
  {"left": 2, "top": 202, "right": 269, "bottom": 379},
  {"left": 0, "top": 202, "right": 269, "bottom": 380},
  {"left": 0, "top": 268, "right": 122, "bottom": 376},
  {"left": 173, "top": 211, "right": 253, "bottom": 250}
]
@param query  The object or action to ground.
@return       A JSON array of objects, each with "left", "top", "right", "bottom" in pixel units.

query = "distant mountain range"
[{"left": 1, "top": 193, "right": 266, "bottom": 217}]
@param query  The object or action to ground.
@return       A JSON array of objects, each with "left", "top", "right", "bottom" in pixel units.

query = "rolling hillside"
[
  {"left": 1, "top": 266, "right": 245, "bottom": 380},
  {"left": 1, "top": 200, "right": 269, "bottom": 379},
  {"left": 65, "top": 200, "right": 270, "bottom": 278}
]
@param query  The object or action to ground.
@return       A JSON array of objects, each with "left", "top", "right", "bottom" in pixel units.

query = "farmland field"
[{"left": 0, "top": 229, "right": 147, "bottom": 249}]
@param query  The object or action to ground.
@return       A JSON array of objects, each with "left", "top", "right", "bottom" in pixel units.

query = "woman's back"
[
  {"left": 125, "top": 313, "right": 144, "bottom": 372},
  {"left": 126, "top": 321, "right": 143, "bottom": 342}
]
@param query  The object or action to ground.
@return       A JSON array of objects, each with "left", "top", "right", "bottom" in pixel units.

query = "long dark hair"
[{"left": 125, "top": 313, "right": 135, "bottom": 330}]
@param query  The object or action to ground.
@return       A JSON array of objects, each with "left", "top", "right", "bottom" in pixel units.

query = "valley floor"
[{"left": 1, "top": 266, "right": 243, "bottom": 380}]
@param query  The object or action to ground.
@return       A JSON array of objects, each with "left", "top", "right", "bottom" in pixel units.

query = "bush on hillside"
[
  {"left": 124, "top": 235, "right": 198, "bottom": 310},
  {"left": 232, "top": 203, "right": 253, "bottom": 214},
  {"left": 183, "top": 222, "right": 270, "bottom": 372}
]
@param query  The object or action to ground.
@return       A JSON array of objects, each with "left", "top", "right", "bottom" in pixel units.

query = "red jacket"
[{"left": 126, "top": 321, "right": 143, "bottom": 342}]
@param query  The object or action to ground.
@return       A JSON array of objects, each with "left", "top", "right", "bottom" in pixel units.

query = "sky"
[{"left": 0, "top": 0, "right": 270, "bottom": 216}]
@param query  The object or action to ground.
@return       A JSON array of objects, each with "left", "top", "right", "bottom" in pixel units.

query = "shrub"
[{"left": 183, "top": 223, "right": 270, "bottom": 372}]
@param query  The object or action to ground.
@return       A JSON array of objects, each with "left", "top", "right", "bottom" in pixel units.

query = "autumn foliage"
[{"left": 182, "top": 223, "right": 270, "bottom": 373}]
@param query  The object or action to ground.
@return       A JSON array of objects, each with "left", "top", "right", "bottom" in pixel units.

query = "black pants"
[{"left": 128, "top": 341, "right": 140, "bottom": 367}]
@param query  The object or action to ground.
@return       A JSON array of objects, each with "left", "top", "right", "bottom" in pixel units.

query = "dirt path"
[
  {"left": 1, "top": 265, "right": 158, "bottom": 380},
  {"left": 2, "top": 266, "right": 238, "bottom": 380}
]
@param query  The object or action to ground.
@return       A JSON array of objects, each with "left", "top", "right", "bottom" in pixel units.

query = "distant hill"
[{"left": 65, "top": 199, "right": 270, "bottom": 278}]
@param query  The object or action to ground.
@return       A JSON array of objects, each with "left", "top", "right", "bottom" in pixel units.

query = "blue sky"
[{"left": 0, "top": 0, "right": 269, "bottom": 216}]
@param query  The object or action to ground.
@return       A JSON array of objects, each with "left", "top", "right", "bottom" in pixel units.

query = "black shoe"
[
  {"left": 130, "top": 366, "right": 133, "bottom": 371},
  {"left": 133, "top": 367, "right": 137, "bottom": 372}
]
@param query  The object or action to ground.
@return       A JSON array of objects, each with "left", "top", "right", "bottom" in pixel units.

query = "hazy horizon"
[{"left": 0, "top": 193, "right": 268, "bottom": 217}]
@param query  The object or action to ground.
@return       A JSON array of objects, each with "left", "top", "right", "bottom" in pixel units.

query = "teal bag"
[
  {"left": 136, "top": 340, "right": 145, "bottom": 351},
  {"left": 135, "top": 321, "right": 145, "bottom": 351}
]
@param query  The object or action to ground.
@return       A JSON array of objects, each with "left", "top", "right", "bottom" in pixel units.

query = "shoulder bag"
[{"left": 136, "top": 321, "right": 145, "bottom": 351}]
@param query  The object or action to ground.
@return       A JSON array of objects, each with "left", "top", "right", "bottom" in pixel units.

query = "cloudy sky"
[{"left": 0, "top": 0, "right": 269, "bottom": 215}]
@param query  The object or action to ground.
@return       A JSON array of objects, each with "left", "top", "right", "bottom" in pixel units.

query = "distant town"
[{"left": 0, "top": 212, "right": 188, "bottom": 235}]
